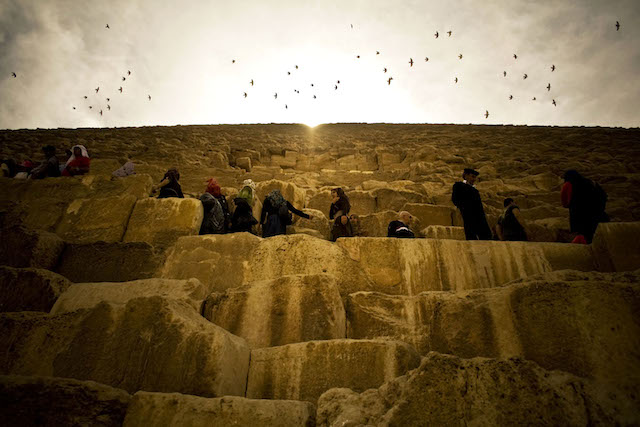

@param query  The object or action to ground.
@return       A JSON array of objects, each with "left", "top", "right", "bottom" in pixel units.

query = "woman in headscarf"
[
  {"left": 205, "top": 178, "right": 230, "bottom": 231},
  {"left": 62, "top": 145, "right": 91, "bottom": 176},
  {"left": 260, "top": 189, "right": 312, "bottom": 238},
  {"left": 561, "top": 169, "right": 609, "bottom": 243},
  {"left": 329, "top": 187, "right": 353, "bottom": 241},
  {"left": 154, "top": 167, "right": 184, "bottom": 198}
]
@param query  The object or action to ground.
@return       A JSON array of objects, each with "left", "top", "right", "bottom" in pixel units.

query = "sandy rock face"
[
  {"left": 56, "top": 241, "right": 164, "bottom": 283},
  {"left": 0, "top": 267, "right": 71, "bottom": 312},
  {"left": 592, "top": 222, "right": 640, "bottom": 272},
  {"left": 246, "top": 339, "right": 420, "bottom": 403},
  {"left": 51, "top": 278, "right": 207, "bottom": 314},
  {"left": 203, "top": 274, "right": 346, "bottom": 348},
  {"left": 0, "top": 375, "right": 131, "bottom": 427},
  {"left": 317, "top": 352, "right": 630, "bottom": 426},
  {"left": 346, "top": 271, "right": 640, "bottom": 392},
  {"left": 0, "top": 297, "right": 250, "bottom": 397},
  {"left": 123, "top": 392, "right": 316, "bottom": 427},
  {"left": 402, "top": 203, "right": 456, "bottom": 228},
  {"left": 55, "top": 195, "right": 137, "bottom": 244},
  {"left": 123, "top": 198, "right": 204, "bottom": 247},
  {"left": 0, "top": 225, "right": 64, "bottom": 270},
  {"left": 422, "top": 225, "right": 465, "bottom": 239}
]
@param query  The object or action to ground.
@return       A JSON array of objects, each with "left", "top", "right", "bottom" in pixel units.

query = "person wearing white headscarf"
[{"left": 62, "top": 145, "right": 91, "bottom": 176}]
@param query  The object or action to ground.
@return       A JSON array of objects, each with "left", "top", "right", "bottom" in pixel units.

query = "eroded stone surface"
[
  {"left": 123, "top": 391, "right": 315, "bottom": 427},
  {"left": 203, "top": 274, "right": 345, "bottom": 348},
  {"left": 592, "top": 222, "right": 640, "bottom": 272},
  {"left": 0, "top": 297, "right": 250, "bottom": 397},
  {"left": 0, "top": 225, "right": 64, "bottom": 270},
  {"left": 0, "top": 266, "right": 71, "bottom": 312},
  {"left": 246, "top": 339, "right": 420, "bottom": 403}
]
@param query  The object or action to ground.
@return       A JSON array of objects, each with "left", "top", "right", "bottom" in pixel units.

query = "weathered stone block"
[
  {"left": 357, "top": 210, "right": 399, "bottom": 237},
  {"left": 0, "top": 375, "right": 131, "bottom": 427},
  {"left": 0, "top": 225, "right": 64, "bottom": 270},
  {"left": 51, "top": 278, "right": 207, "bottom": 315},
  {"left": 402, "top": 203, "right": 455, "bottom": 227},
  {"left": 57, "top": 241, "right": 164, "bottom": 283},
  {"left": 0, "top": 266, "right": 71, "bottom": 312},
  {"left": 255, "top": 179, "right": 306, "bottom": 211},
  {"left": 123, "top": 198, "right": 203, "bottom": 248},
  {"left": 0, "top": 297, "right": 250, "bottom": 397},
  {"left": 292, "top": 208, "right": 330, "bottom": 239},
  {"left": 203, "top": 274, "right": 345, "bottom": 348},
  {"left": 317, "top": 352, "right": 631, "bottom": 426},
  {"left": 246, "top": 339, "right": 420, "bottom": 403},
  {"left": 235, "top": 156, "right": 252, "bottom": 171},
  {"left": 123, "top": 392, "right": 315, "bottom": 427},
  {"left": 56, "top": 195, "right": 137, "bottom": 244},
  {"left": 422, "top": 225, "right": 466, "bottom": 240},
  {"left": 347, "top": 190, "right": 377, "bottom": 216},
  {"left": 592, "top": 222, "right": 640, "bottom": 272},
  {"left": 372, "top": 188, "right": 429, "bottom": 211}
]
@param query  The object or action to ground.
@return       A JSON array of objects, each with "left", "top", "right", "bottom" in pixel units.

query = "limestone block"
[
  {"left": 0, "top": 297, "right": 250, "bottom": 397},
  {"left": 88, "top": 174, "right": 154, "bottom": 199},
  {"left": 235, "top": 156, "right": 252, "bottom": 171},
  {"left": 317, "top": 353, "right": 630, "bottom": 426},
  {"left": 57, "top": 241, "right": 164, "bottom": 283},
  {"left": 161, "top": 233, "right": 262, "bottom": 293},
  {"left": 55, "top": 195, "right": 137, "bottom": 244},
  {"left": 307, "top": 190, "right": 331, "bottom": 213},
  {"left": 123, "top": 392, "right": 315, "bottom": 427},
  {"left": 87, "top": 158, "right": 122, "bottom": 176},
  {"left": 203, "top": 274, "right": 346, "bottom": 348},
  {"left": 0, "top": 375, "right": 131, "bottom": 426},
  {"left": 402, "top": 203, "right": 455, "bottom": 227},
  {"left": 357, "top": 210, "right": 399, "bottom": 237},
  {"left": 422, "top": 225, "right": 465, "bottom": 240},
  {"left": 539, "top": 242, "right": 596, "bottom": 271},
  {"left": 377, "top": 152, "right": 404, "bottom": 170},
  {"left": 246, "top": 339, "right": 420, "bottom": 403},
  {"left": 592, "top": 222, "right": 640, "bottom": 272},
  {"left": 255, "top": 179, "right": 306, "bottom": 211},
  {"left": 292, "top": 208, "right": 330, "bottom": 239},
  {"left": 372, "top": 188, "right": 429, "bottom": 211},
  {"left": 123, "top": 198, "right": 203, "bottom": 248},
  {"left": 13, "top": 197, "right": 68, "bottom": 232},
  {"left": 270, "top": 154, "right": 296, "bottom": 168},
  {"left": 348, "top": 190, "right": 377, "bottom": 215},
  {"left": 51, "top": 278, "right": 207, "bottom": 315},
  {"left": 287, "top": 226, "right": 326, "bottom": 240},
  {"left": 0, "top": 267, "right": 71, "bottom": 312},
  {"left": 0, "top": 225, "right": 64, "bottom": 270}
]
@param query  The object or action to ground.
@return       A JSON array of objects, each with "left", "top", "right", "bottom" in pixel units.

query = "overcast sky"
[{"left": 0, "top": 0, "right": 638, "bottom": 129}]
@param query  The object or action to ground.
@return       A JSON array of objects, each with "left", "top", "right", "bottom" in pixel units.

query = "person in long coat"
[{"left": 451, "top": 168, "right": 492, "bottom": 240}]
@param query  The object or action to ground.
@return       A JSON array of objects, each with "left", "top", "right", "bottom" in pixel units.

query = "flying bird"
[
  {"left": 72, "top": 107, "right": 76, "bottom": 110},
  {"left": 311, "top": 83, "right": 314, "bottom": 87},
  {"left": 447, "top": 30, "right": 452, "bottom": 36},
  {"left": 95, "top": 87, "right": 99, "bottom": 93},
  {"left": 232, "top": 59, "right": 235, "bottom": 63},
  {"left": 274, "top": 93, "right": 277, "bottom": 99},
  {"left": 89, "top": 106, "right": 93, "bottom": 109},
  {"left": 351, "top": 24, "right": 353, "bottom": 29},
  {"left": 99, "top": 110, "right": 103, "bottom": 116},
  {"left": 106, "top": 98, "right": 110, "bottom": 102},
  {"left": 313, "top": 95, "right": 316, "bottom": 99},
  {"left": 376, "top": 51, "right": 380, "bottom": 55},
  {"left": 84, "top": 96, "right": 88, "bottom": 99},
  {"left": 532, "top": 97, "right": 537, "bottom": 101},
  {"left": 485, "top": 110, "right": 489, "bottom": 118},
  {"left": 547, "top": 83, "right": 551, "bottom": 91},
  {"left": 250, "top": 79, "right": 254, "bottom": 86},
  {"left": 128, "top": 70, "right": 131, "bottom": 75},
  {"left": 458, "top": 54, "right": 463, "bottom": 59},
  {"left": 107, "top": 105, "right": 111, "bottom": 110},
  {"left": 105, "top": 24, "right": 110, "bottom": 29},
  {"left": 409, "top": 58, "right": 414, "bottom": 67},
  {"left": 513, "top": 54, "right": 518, "bottom": 59},
  {"left": 357, "top": 55, "right": 360, "bottom": 58},
  {"left": 122, "top": 77, "right": 126, "bottom": 81},
  {"left": 336, "top": 80, "right": 340, "bottom": 84},
  {"left": 119, "top": 87, "right": 123, "bottom": 92},
  {"left": 551, "top": 64, "right": 555, "bottom": 72},
  {"left": 11, "top": 72, "right": 17, "bottom": 78},
  {"left": 616, "top": 21, "right": 620, "bottom": 31},
  {"left": 148, "top": 95, "right": 151, "bottom": 101},
  {"left": 523, "top": 73, "right": 528, "bottom": 79},
  {"left": 387, "top": 77, "right": 393, "bottom": 85},
  {"left": 335, "top": 85, "right": 338, "bottom": 90},
  {"left": 243, "top": 92, "right": 247, "bottom": 98},
  {"left": 509, "top": 95, "right": 513, "bottom": 100},
  {"left": 435, "top": 31, "right": 439, "bottom": 38},
  {"left": 383, "top": 68, "right": 387, "bottom": 73},
  {"left": 288, "top": 71, "right": 291, "bottom": 75},
  {"left": 454, "top": 77, "right": 458, "bottom": 83},
  {"left": 552, "top": 99, "right": 557, "bottom": 106},
  {"left": 503, "top": 71, "right": 507, "bottom": 77},
  {"left": 285, "top": 104, "right": 288, "bottom": 109},
  {"left": 424, "top": 57, "right": 429, "bottom": 62}
]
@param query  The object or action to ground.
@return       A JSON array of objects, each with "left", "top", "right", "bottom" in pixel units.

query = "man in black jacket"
[{"left": 451, "top": 168, "right": 492, "bottom": 240}]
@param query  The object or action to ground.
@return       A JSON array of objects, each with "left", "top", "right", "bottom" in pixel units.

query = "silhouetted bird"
[
  {"left": 72, "top": 107, "right": 76, "bottom": 110},
  {"left": 376, "top": 51, "right": 380, "bottom": 55},
  {"left": 616, "top": 21, "right": 620, "bottom": 31},
  {"left": 89, "top": 106, "right": 92, "bottom": 109},
  {"left": 313, "top": 95, "right": 316, "bottom": 99},
  {"left": 285, "top": 104, "right": 288, "bottom": 109},
  {"left": 458, "top": 54, "right": 463, "bottom": 59},
  {"left": 243, "top": 92, "right": 247, "bottom": 98},
  {"left": 409, "top": 58, "right": 414, "bottom": 66},
  {"left": 523, "top": 73, "right": 528, "bottom": 79},
  {"left": 532, "top": 97, "right": 536, "bottom": 101},
  {"left": 552, "top": 99, "right": 557, "bottom": 106},
  {"left": 95, "top": 87, "right": 99, "bottom": 93},
  {"left": 106, "top": 98, "right": 110, "bottom": 102},
  {"left": 383, "top": 68, "right": 387, "bottom": 73},
  {"left": 447, "top": 31, "right": 452, "bottom": 36},
  {"left": 485, "top": 110, "right": 489, "bottom": 118},
  {"left": 551, "top": 64, "right": 555, "bottom": 72},
  {"left": 107, "top": 105, "right": 111, "bottom": 110},
  {"left": 148, "top": 95, "right": 151, "bottom": 101},
  {"left": 337, "top": 80, "right": 340, "bottom": 84},
  {"left": 509, "top": 95, "right": 513, "bottom": 100},
  {"left": 100, "top": 110, "right": 103, "bottom": 116},
  {"left": 503, "top": 71, "right": 507, "bottom": 77},
  {"left": 435, "top": 31, "right": 439, "bottom": 38},
  {"left": 387, "top": 77, "right": 393, "bottom": 85},
  {"left": 105, "top": 24, "right": 109, "bottom": 29},
  {"left": 250, "top": 80, "right": 254, "bottom": 86},
  {"left": 454, "top": 77, "right": 458, "bottom": 83},
  {"left": 84, "top": 96, "right": 88, "bottom": 99},
  {"left": 547, "top": 83, "right": 551, "bottom": 91},
  {"left": 311, "top": 84, "right": 314, "bottom": 87},
  {"left": 119, "top": 87, "right": 123, "bottom": 93},
  {"left": 513, "top": 54, "right": 518, "bottom": 59},
  {"left": 232, "top": 60, "right": 235, "bottom": 63},
  {"left": 122, "top": 77, "right": 126, "bottom": 81},
  {"left": 295, "top": 65, "right": 298, "bottom": 69},
  {"left": 274, "top": 93, "right": 277, "bottom": 99},
  {"left": 335, "top": 85, "right": 338, "bottom": 90},
  {"left": 128, "top": 70, "right": 131, "bottom": 75},
  {"left": 357, "top": 55, "right": 360, "bottom": 58},
  {"left": 11, "top": 72, "right": 16, "bottom": 78},
  {"left": 351, "top": 24, "right": 353, "bottom": 29},
  {"left": 288, "top": 72, "right": 291, "bottom": 75},
  {"left": 425, "top": 57, "right": 429, "bottom": 62}
]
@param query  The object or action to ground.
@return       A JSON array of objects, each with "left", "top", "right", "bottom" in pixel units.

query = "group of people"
[
  {"left": 1, "top": 145, "right": 91, "bottom": 179},
  {"left": 452, "top": 168, "right": 609, "bottom": 244}
]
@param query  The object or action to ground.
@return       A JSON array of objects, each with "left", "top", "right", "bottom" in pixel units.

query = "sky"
[{"left": 0, "top": 0, "right": 638, "bottom": 129}]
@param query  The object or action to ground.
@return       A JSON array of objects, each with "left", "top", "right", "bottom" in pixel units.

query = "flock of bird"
[{"left": 8, "top": 19, "right": 622, "bottom": 121}]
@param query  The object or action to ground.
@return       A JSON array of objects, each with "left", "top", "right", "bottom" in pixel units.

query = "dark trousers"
[{"left": 462, "top": 213, "right": 492, "bottom": 240}]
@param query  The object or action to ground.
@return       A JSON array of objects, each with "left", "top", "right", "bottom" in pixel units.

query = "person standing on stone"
[
  {"left": 387, "top": 211, "right": 415, "bottom": 238},
  {"left": 260, "top": 189, "right": 311, "bottom": 238},
  {"left": 205, "top": 178, "right": 230, "bottom": 231},
  {"left": 329, "top": 187, "right": 353, "bottom": 241},
  {"left": 29, "top": 145, "right": 60, "bottom": 179},
  {"left": 561, "top": 169, "right": 609, "bottom": 243},
  {"left": 496, "top": 198, "right": 528, "bottom": 241},
  {"left": 154, "top": 167, "right": 184, "bottom": 198},
  {"left": 451, "top": 168, "right": 492, "bottom": 240}
]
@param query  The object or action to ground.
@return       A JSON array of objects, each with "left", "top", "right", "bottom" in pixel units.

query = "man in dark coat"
[
  {"left": 561, "top": 170, "right": 609, "bottom": 243},
  {"left": 451, "top": 168, "right": 492, "bottom": 240}
]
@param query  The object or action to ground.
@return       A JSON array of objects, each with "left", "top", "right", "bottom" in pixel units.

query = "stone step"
[
  {"left": 345, "top": 270, "right": 640, "bottom": 393},
  {"left": 0, "top": 266, "right": 71, "bottom": 313},
  {"left": 0, "top": 297, "right": 250, "bottom": 397},
  {"left": 246, "top": 339, "right": 420, "bottom": 404},
  {"left": 202, "top": 274, "right": 345, "bottom": 348},
  {"left": 316, "top": 352, "right": 636, "bottom": 426},
  {"left": 422, "top": 225, "right": 465, "bottom": 240}
]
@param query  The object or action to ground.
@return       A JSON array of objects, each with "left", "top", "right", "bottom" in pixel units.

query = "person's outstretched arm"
[{"left": 287, "top": 201, "right": 310, "bottom": 219}]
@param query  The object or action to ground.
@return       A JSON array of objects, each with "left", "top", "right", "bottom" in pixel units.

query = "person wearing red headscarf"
[{"left": 205, "top": 178, "right": 230, "bottom": 231}]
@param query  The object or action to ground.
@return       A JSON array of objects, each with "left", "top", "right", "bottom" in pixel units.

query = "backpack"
[{"left": 200, "top": 193, "right": 225, "bottom": 234}]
